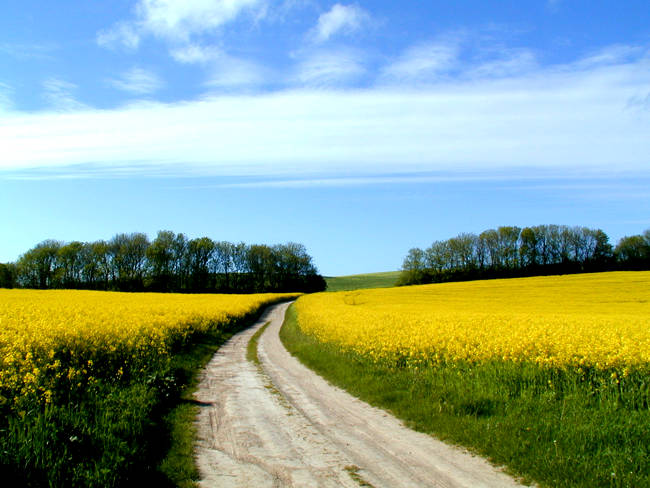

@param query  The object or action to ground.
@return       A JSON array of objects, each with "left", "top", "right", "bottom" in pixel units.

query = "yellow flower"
[
  {"left": 0, "top": 288, "right": 299, "bottom": 408},
  {"left": 295, "top": 271, "right": 650, "bottom": 371}
]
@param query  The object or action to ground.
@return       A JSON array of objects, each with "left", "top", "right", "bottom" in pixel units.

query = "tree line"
[
  {"left": 0, "top": 231, "right": 326, "bottom": 293},
  {"left": 399, "top": 225, "right": 650, "bottom": 285}
]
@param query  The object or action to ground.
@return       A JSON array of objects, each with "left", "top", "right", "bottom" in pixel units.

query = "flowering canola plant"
[
  {"left": 295, "top": 272, "right": 650, "bottom": 371},
  {"left": 0, "top": 289, "right": 298, "bottom": 409}
]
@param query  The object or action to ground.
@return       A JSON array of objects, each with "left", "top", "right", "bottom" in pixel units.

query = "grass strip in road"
[
  {"left": 165, "top": 312, "right": 284, "bottom": 487},
  {"left": 344, "top": 465, "right": 376, "bottom": 487},
  {"left": 280, "top": 304, "right": 650, "bottom": 488},
  {"left": 246, "top": 321, "right": 291, "bottom": 410},
  {"left": 247, "top": 322, "right": 271, "bottom": 366}
]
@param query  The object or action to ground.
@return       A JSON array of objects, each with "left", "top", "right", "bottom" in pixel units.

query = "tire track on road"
[{"left": 195, "top": 302, "right": 523, "bottom": 488}]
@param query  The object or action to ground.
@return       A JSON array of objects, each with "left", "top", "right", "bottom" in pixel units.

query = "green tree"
[
  {"left": 591, "top": 229, "right": 613, "bottom": 264},
  {"left": 16, "top": 240, "right": 62, "bottom": 288},
  {"left": 425, "top": 240, "right": 450, "bottom": 273},
  {"left": 58, "top": 241, "right": 84, "bottom": 288},
  {"left": 272, "top": 242, "right": 320, "bottom": 291},
  {"left": 615, "top": 234, "right": 649, "bottom": 267},
  {"left": 108, "top": 233, "right": 150, "bottom": 290},
  {"left": 497, "top": 226, "right": 521, "bottom": 269},
  {"left": 246, "top": 244, "right": 275, "bottom": 292},
  {"left": 0, "top": 263, "right": 17, "bottom": 288},
  {"left": 519, "top": 227, "right": 538, "bottom": 267},
  {"left": 84, "top": 240, "right": 111, "bottom": 289},
  {"left": 399, "top": 247, "right": 427, "bottom": 285},
  {"left": 187, "top": 237, "right": 215, "bottom": 291},
  {"left": 479, "top": 229, "right": 500, "bottom": 268},
  {"left": 146, "top": 230, "right": 177, "bottom": 291},
  {"left": 230, "top": 242, "right": 249, "bottom": 291},
  {"left": 213, "top": 241, "right": 235, "bottom": 291}
]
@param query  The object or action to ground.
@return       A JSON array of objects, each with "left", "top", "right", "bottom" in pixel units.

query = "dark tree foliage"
[
  {"left": 15, "top": 239, "right": 62, "bottom": 289},
  {"left": 615, "top": 231, "right": 650, "bottom": 269},
  {"left": 11, "top": 231, "right": 325, "bottom": 293},
  {"left": 399, "top": 225, "right": 649, "bottom": 286},
  {"left": 0, "top": 263, "right": 17, "bottom": 288}
]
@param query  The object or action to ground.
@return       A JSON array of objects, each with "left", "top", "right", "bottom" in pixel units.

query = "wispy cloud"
[
  {"left": 170, "top": 43, "right": 221, "bottom": 64},
  {"left": 205, "top": 55, "right": 269, "bottom": 89},
  {"left": 0, "top": 81, "right": 13, "bottom": 110},
  {"left": 109, "top": 67, "right": 164, "bottom": 95},
  {"left": 42, "top": 78, "right": 88, "bottom": 111},
  {"left": 468, "top": 49, "right": 538, "bottom": 79},
  {"left": 198, "top": 172, "right": 553, "bottom": 189},
  {"left": 98, "top": 0, "right": 267, "bottom": 48},
  {"left": 0, "top": 42, "right": 57, "bottom": 60},
  {"left": 292, "top": 48, "right": 366, "bottom": 87},
  {"left": 575, "top": 44, "right": 645, "bottom": 68},
  {"left": 2, "top": 45, "right": 648, "bottom": 183},
  {"left": 170, "top": 43, "right": 269, "bottom": 89},
  {"left": 138, "top": 0, "right": 265, "bottom": 41},
  {"left": 310, "top": 3, "right": 371, "bottom": 43},
  {"left": 96, "top": 21, "right": 141, "bottom": 50},
  {"left": 380, "top": 40, "right": 460, "bottom": 84}
]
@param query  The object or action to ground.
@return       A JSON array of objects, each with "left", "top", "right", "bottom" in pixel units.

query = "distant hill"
[{"left": 325, "top": 271, "right": 401, "bottom": 292}]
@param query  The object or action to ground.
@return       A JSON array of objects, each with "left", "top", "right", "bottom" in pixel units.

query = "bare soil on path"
[{"left": 195, "top": 302, "right": 524, "bottom": 488}]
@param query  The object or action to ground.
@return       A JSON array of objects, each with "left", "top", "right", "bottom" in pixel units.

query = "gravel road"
[{"left": 194, "top": 302, "right": 524, "bottom": 488}]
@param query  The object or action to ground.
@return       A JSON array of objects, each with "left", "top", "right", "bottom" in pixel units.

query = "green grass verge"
[
  {"left": 280, "top": 304, "right": 650, "bottom": 488},
  {"left": 0, "top": 303, "right": 283, "bottom": 488},
  {"left": 247, "top": 322, "right": 270, "bottom": 366},
  {"left": 325, "top": 271, "right": 401, "bottom": 292},
  {"left": 344, "top": 465, "right": 376, "bottom": 487},
  {"left": 157, "top": 328, "right": 241, "bottom": 488}
]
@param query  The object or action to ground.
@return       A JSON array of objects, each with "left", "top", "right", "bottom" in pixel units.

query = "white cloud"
[
  {"left": 575, "top": 44, "right": 644, "bottom": 68},
  {"left": 0, "top": 82, "right": 13, "bottom": 110},
  {"left": 468, "top": 49, "right": 538, "bottom": 79},
  {"left": 380, "top": 41, "right": 460, "bottom": 84},
  {"left": 207, "top": 173, "right": 529, "bottom": 188},
  {"left": 293, "top": 48, "right": 366, "bottom": 87},
  {"left": 96, "top": 21, "right": 141, "bottom": 50},
  {"left": 137, "top": 0, "right": 264, "bottom": 40},
  {"left": 2, "top": 47, "right": 649, "bottom": 182},
  {"left": 0, "top": 42, "right": 57, "bottom": 60},
  {"left": 205, "top": 55, "right": 268, "bottom": 88},
  {"left": 98, "top": 0, "right": 266, "bottom": 48},
  {"left": 42, "top": 78, "right": 88, "bottom": 111},
  {"left": 311, "top": 3, "right": 370, "bottom": 43},
  {"left": 169, "top": 44, "right": 268, "bottom": 88},
  {"left": 109, "top": 67, "right": 164, "bottom": 95},
  {"left": 170, "top": 43, "right": 221, "bottom": 64}
]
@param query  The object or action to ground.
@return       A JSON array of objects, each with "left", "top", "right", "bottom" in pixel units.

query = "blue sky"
[{"left": 1, "top": 1, "right": 649, "bottom": 275}]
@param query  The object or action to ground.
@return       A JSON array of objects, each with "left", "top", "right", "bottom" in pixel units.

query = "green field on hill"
[{"left": 325, "top": 271, "right": 401, "bottom": 291}]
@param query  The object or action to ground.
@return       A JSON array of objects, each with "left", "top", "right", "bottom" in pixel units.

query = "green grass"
[
  {"left": 325, "top": 271, "right": 401, "bottom": 292},
  {"left": 157, "top": 327, "right": 241, "bottom": 488},
  {"left": 280, "top": 304, "right": 650, "bottom": 488},
  {"left": 0, "top": 302, "right": 285, "bottom": 488},
  {"left": 247, "top": 322, "right": 270, "bottom": 366},
  {"left": 344, "top": 465, "right": 376, "bottom": 487}
]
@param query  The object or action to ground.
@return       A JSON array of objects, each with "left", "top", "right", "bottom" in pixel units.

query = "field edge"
[{"left": 280, "top": 301, "right": 650, "bottom": 488}]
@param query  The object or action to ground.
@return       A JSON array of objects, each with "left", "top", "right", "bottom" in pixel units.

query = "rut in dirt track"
[{"left": 194, "top": 302, "right": 524, "bottom": 488}]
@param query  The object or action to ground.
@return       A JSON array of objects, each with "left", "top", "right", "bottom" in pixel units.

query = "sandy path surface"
[{"left": 195, "top": 302, "right": 524, "bottom": 488}]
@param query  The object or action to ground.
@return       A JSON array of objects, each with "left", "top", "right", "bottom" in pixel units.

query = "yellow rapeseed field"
[
  {"left": 295, "top": 271, "right": 650, "bottom": 371},
  {"left": 0, "top": 289, "right": 298, "bottom": 408}
]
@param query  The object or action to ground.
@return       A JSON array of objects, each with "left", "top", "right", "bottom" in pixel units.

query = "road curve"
[{"left": 194, "top": 302, "right": 524, "bottom": 488}]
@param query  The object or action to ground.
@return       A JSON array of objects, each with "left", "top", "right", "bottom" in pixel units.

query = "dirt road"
[{"left": 195, "top": 302, "right": 524, "bottom": 487}]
